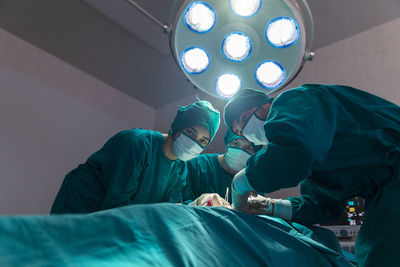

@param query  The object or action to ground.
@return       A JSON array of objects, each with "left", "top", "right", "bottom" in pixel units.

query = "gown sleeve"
[
  {"left": 99, "top": 131, "right": 148, "bottom": 210},
  {"left": 181, "top": 156, "right": 209, "bottom": 203},
  {"left": 181, "top": 155, "right": 221, "bottom": 203},
  {"left": 287, "top": 179, "right": 346, "bottom": 224},
  {"left": 246, "top": 86, "right": 338, "bottom": 193},
  {"left": 181, "top": 161, "right": 199, "bottom": 203},
  {"left": 165, "top": 178, "right": 186, "bottom": 203}
]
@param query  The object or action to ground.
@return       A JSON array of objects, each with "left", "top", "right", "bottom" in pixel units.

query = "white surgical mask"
[
  {"left": 224, "top": 147, "right": 251, "bottom": 172},
  {"left": 242, "top": 114, "right": 268, "bottom": 145},
  {"left": 172, "top": 132, "right": 204, "bottom": 161}
]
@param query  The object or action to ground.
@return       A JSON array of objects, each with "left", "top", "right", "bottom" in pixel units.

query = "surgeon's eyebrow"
[
  {"left": 190, "top": 127, "right": 210, "bottom": 142},
  {"left": 189, "top": 127, "right": 198, "bottom": 135}
]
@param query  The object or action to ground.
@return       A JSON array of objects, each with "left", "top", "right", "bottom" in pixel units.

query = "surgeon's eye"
[
  {"left": 245, "top": 145, "right": 255, "bottom": 154},
  {"left": 185, "top": 129, "right": 195, "bottom": 137},
  {"left": 231, "top": 140, "right": 239, "bottom": 147},
  {"left": 199, "top": 138, "right": 208, "bottom": 147}
]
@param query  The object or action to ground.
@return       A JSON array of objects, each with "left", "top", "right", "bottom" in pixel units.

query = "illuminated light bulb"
[
  {"left": 222, "top": 32, "right": 252, "bottom": 62},
  {"left": 266, "top": 17, "right": 299, "bottom": 48},
  {"left": 181, "top": 47, "right": 210, "bottom": 74},
  {"left": 185, "top": 2, "right": 216, "bottom": 33},
  {"left": 216, "top": 73, "right": 241, "bottom": 98},
  {"left": 256, "top": 61, "right": 285, "bottom": 88},
  {"left": 230, "top": 0, "right": 262, "bottom": 17}
]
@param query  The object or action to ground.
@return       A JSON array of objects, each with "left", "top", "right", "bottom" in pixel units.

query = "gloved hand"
[
  {"left": 232, "top": 188, "right": 293, "bottom": 220},
  {"left": 248, "top": 194, "right": 275, "bottom": 215},
  {"left": 231, "top": 183, "right": 271, "bottom": 215},
  {"left": 230, "top": 169, "right": 292, "bottom": 219}
]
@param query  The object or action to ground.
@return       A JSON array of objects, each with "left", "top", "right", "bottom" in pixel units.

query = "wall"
[
  {"left": 155, "top": 18, "right": 400, "bottom": 199},
  {"left": 289, "top": 18, "right": 400, "bottom": 105},
  {"left": 0, "top": 28, "right": 155, "bottom": 214}
]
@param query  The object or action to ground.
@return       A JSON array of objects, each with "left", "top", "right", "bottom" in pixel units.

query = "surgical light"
[
  {"left": 222, "top": 32, "right": 252, "bottom": 62},
  {"left": 216, "top": 74, "right": 241, "bottom": 98},
  {"left": 230, "top": 0, "right": 262, "bottom": 17},
  {"left": 181, "top": 47, "right": 210, "bottom": 74},
  {"left": 256, "top": 61, "right": 285, "bottom": 89},
  {"left": 127, "top": 0, "right": 315, "bottom": 99},
  {"left": 266, "top": 17, "right": 299, "bottom": 48},
  {"left": 184, "top": 1, "right": 216, "bottom": 33}
]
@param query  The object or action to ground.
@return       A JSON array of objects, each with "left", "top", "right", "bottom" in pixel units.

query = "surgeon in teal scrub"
[
  {"left": 182, "top": 129, "right": 259, "bottom": 202},
  {"left": 51, "top": 100, "right": 220, "bottom": 214},
  {"left": 223, "top": 84, "right": 400, "bottom": 267}
]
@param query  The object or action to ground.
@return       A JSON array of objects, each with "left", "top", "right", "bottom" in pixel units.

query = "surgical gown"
[
  {"left": 51, "top": 129, "right": 187, "bottom": 214},
  {"left": 245, "top": 84, "right": 400, "bottom": 266},
  {"left": 182, "top": 154, "right": 234, "bottom": 202}
]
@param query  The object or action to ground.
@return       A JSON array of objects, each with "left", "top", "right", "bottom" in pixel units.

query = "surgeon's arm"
[
  {"left": 181, "top": 179, "right": 196, "bottom": 204},
  {"left": 246, "top": 87, "right": 338, "bottom": 194},
  {"left": 166, "top": 177, "right": 186, "bottom": 203},
  {"left": 100, "top": 132, "right": 147, "bottom": 210},
  {"left": 287, "top": 179, "right": 345, "bottom": 224},
  {"left": 180, "top": 161, "right": 202, "bottom": 203},
  {"left": 232, "top": 169, "right": 293, "bottom": 220}
]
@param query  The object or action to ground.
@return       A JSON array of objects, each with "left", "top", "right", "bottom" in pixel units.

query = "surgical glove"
[
  {"left": 231, "top": 169, "right": 292, "bottom": 219},
  {"left": 231, "top": 169, "right": 268, "bottom": 214},
  {"left": 232, "top": 169, "right": 255, "bottom": 194},
  {"left": 231, "top": 183, "right": 269, "bottom": 215},
  {"left": 248, "top": 195, "right": 274, "bottom": 215},
  {"left": 249, "top": 194, "right": 293, "bottom": 220}
]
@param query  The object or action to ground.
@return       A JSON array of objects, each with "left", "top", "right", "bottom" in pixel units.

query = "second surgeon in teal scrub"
[
  {"left": 182, "top": 129, "right": 258, "bottom": 202},
  {"left": 51, "top": 100, "right": 220, "bottom": 214},
  {"left": 224, "top": 84, "right": 400, "bottom": 267}
]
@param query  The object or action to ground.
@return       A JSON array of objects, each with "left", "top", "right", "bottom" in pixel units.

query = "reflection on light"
[
  {"left": 216, "top": 74, "right": 241, "bottom": 98},
  {"left": 266, "top": 17, "right": 299, "bottom": 48},
  {"left": 256, "top": 61, "right": 285, "bottom": 89},
  {"left": 185, "top": 2, "right": 216, "bottom": 33},
  {"left": 181, "top": 47, "right": 210, "bottom": 74},
  {"left": 222, "top": 32, "right": 252, "bottom": 62},
  {"left": 230, "top": 0, "right": 262, "bottom": 17}
]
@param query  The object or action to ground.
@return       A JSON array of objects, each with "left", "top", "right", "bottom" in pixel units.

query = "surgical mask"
[
  {"left": 224, "top": 147, "right": 251, "bottom": 172},
  {"left": 172, "top": 132, "right": 204, "bottom": 161},
  {"left": 242, "top": 113, "right": 268, "bottom": 145}
]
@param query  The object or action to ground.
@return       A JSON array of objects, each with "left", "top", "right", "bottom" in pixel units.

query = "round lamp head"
[{"left": 170, "top": 0, "right": 313, "bottom": 99}]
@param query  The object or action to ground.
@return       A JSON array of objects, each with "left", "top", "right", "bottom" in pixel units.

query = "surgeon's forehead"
[
  {"left": 190, "top": 125, "right": 210, "bottom": 139},
  {"left": 236, "top": 107, "right": 255, "bottom": 121}
]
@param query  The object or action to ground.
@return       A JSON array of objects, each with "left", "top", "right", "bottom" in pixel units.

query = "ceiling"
[{"left": 0, "top": 0, "right": 399, "bottom": 108}]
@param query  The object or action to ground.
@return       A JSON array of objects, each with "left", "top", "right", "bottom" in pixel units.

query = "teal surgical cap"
[
  {"left": 224, "top": 128, "right": 243, "bottom": 146},
  {"left": 224, "top": 128, "right": 262, "bottom": 152},
  {"left": 171, "top": 100, "right": 221, "bottom": 143},
  {"left": 223, "top": 88, "right": 270, "bottom": 129}
]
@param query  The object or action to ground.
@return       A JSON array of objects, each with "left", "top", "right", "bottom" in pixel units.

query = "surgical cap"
[
  {"left": 171, "top": 100, "right": 221, "bottom": 143},
  {"left": 224, "top": 128, "right": 262, "bottom": 152},
  {"left": 223, "top": 88, "right": 270, "bottom": 129},
  {"left": 224, "top": 128, "right": 242, "bottom": 146}
]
